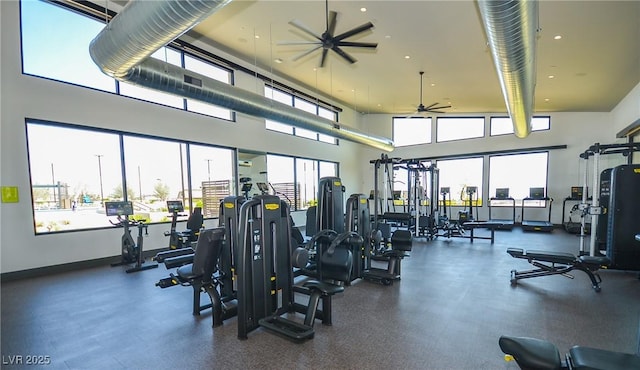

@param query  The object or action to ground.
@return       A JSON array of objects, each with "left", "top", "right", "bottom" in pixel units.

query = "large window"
[
  {"left": 436, "top": 117, "right": 485, "bottom": 142},
  {"left": 26, "top": 120, "right": 235, "bottom": 234},
  {"left": 488, "top": 152, "right": 549, "bottom": 206},
  {"left": 436, "top": 157, "right": 484, "bottom": 207},
  {"left": 393, "top": 117, "right": 432, "bottom": 146},
  {"left": 21, "top": 0, "right": 233, "bottom": 121},
  {"left": 490, "top": 116, "right": 551, "bottom": 136},
  {"left": 26, "top": 122, "right": 122, "bottom": 233},
  {"left": 266, "top": 154, "right": 338, "bottom": 210},
  {"left": 21, "top": 0, "right": 116, "bottom": 92},
  {"left": 264, "top": 85, "right": 338, "bottom": 144}
]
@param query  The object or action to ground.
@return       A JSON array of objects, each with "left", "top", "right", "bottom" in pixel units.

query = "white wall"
[
  {"left": 0, "top": 1, "right": 363, "bottom": 274},
  {"left": 357, "top": 82, "right": 640, "bottom": 225},
  {"left": 1, "top": 0, "right": 638, "bottom": 274}
]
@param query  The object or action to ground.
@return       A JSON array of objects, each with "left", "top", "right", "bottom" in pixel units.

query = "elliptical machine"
[{"left": 107, "top": 201, "right": 158, "bottom": 273}]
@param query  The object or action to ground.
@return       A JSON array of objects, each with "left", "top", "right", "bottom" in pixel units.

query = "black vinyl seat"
[{"left": 156, "top": 228, "right": 231, "bottom": 326}]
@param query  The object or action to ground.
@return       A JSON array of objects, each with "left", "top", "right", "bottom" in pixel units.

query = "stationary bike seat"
[{"left": 499, "top": 336, "right": 562, "bottom": 370}]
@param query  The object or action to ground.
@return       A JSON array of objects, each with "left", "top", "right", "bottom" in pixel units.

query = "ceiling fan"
[
  {"left": 403, "top": 71, "right": 451, "bottom": 116},
  {"left": 278, "top": 0, "right": 378, "bottom": 68}
]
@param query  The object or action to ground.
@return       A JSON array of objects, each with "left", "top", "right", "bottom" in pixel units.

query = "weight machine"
[{"left": 579, "top": 142, "right": 640, "bottom": 270}]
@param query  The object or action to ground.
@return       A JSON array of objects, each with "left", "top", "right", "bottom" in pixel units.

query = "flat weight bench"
[
  {"left": 507, "top": 248, "right": 610, "bottom": 292},
  {"left": 462, "top": 221, "right": 505, "bottom": 243},
  {"left": 499, "top": 335, "right": 640, "bottom": 370}
]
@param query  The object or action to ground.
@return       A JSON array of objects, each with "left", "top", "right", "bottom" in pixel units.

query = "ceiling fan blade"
[
  {"left": 277, "top": 40, "right": 322, "bottom": 46},
  {"left": 424, "top": 102, "right": 440, "bottom": 110},
  {"left": 327, "top": 11, "right": 337, "bottom": 37},
  {"left": 292, "top": 45, "right": 322, "bottom": 62},
  {"left": 319, "top": 48, "right": 329, "bottom": 68},
  {"left": 332, "top": 46, "right": 357, "bottom": 64},
  {"left": 289, "top": 19, "right": 323, "bottom": 41},
  {"left": 336, "top": 41, "right": 378, "bottom": 48},
  {"left": 334, "top": 22, "right": 374, "bottom": 41}
]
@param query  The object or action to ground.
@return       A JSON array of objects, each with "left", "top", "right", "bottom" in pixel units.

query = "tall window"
[
  {"left": 21, "top": 0, "right": 233, "bottom": 121},
  {"left": 490, "top": 116, "right": 551, "bottom": 136},
  {"left": 266, "top": 155, "right": 296, "bottom": 208},
  {"left": 184, "top": 55, "right": 233, "bottom": 120},
  {"left": 26, "top": 122, "right": 122, "bottom": 233},
  {"left": 119, "top": 48, "right": 184, "bottom": 109},
  {"left": 393, "top": 117, "right": 432, "bottom": 146},
  {"left": 26, "top": 120, "right": 235, "bottom": 234},
  {"left": 436, "top": 117, "right": 485, "bottom": 142},
  {"left": 264, "top": 85, "right": 338, "bottom": 144},
  {"left": 21, "top": 0, "right": 116, "bottom": 92},
  {"left": 187, "top": 145, "right": 235, "bottom": 218},
  {"left": 437, "top": 157, "right": 484, "bottom": 206},
  {"left": 122, "top": 137, "right": 184, "bottom": 222},
  {"left": 489, "top": 152, "right": 549, "bottom": 206}
]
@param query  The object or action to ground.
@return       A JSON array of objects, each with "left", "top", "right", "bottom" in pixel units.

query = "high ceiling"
[{"left": 185, "top": 0, "right": 639, "bottom": 116}]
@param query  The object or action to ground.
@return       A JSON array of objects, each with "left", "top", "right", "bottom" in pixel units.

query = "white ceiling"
[{"left": 186, "top": 0, "right": 639, "bottom": 116}]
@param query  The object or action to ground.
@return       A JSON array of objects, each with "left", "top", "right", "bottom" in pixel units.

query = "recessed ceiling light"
[
  {"left": 360, "top": 7, "right": 367, "bottom": 12},
  {"left": 431, "top": 83, "right": 436, "bottom": 87},
  {"left": 404, "top": 55, "right": 410, "bottom": 59},
  {"left": 254, "top": 35, "right": 260, "bottom": 39},
  {"left": 385, "top": 35, "right": 391, "bottom": 39},
  {"left": 548, "top": 75, "right": 555, "bottom": 79},
  {"left": 544, "top": 98, "right": 550, "bottom": 102},
  {"left": 274, "top": 58, "right": 283, "bottom": 64},
  {"left": 554, "top": 35, "right": 562, "bottom": 40}
]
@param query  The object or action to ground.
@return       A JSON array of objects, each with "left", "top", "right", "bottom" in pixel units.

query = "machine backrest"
[
  {"left": 320, "top": 247, "right": 353, "bottom": 283},
  {"left": 305, "top": 206, "right": 317, "bottom": 237},
  {"left": 391, "top": 229, "right": 413, "bottom": 252},
  {"left": 191, "top": 228, "right": 225, "bottom": 282},
  {"left": 186, "top": 207, "right": 204, "bottom": 241}
]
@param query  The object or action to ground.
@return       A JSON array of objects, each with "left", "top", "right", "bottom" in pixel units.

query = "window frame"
[
  {"left": 25, "top": 118, "right": 236, "bottom": 235},
  {"left": 489, "top": 116, "right": 551, "bottom": 137},
  {"left": 488, "top": 151, "right": 550, "bottom": 207},
  {"left": 392, "top": 117, "right": 433, "bottom": 147},
  {"left": 436, "top": 116, "right": 486, "bottom": 143}
]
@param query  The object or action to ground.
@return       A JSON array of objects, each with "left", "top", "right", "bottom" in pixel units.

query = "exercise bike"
[
  {"left": 106, "top": 201, "right": 158, "bottom": 273},
  {"left": 164, "top": 200, "right": 190, "bottom": 250}
]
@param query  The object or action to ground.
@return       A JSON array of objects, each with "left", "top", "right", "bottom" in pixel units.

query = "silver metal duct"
[
  {"left": 477, "top": 0, "right": 539, "bottom": 138},
  {"left": 89, "top": 0, "right": 394, "bottom": 152}
]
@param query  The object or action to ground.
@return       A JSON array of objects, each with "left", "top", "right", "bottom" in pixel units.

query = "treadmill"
[
  {"left": 521, "top": 187, "right": 554, "bottom": 232},
  {"left": 487, "top": 188, "right": 515, "bottom": 230}
]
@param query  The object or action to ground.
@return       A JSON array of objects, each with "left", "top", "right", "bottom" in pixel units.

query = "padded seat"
[
  {"left": 177, "top": 264, "right": 198, "bottom": 281},
  {"left": 579, "top": 255, "right": 611, "bottom": 269},
  {"left": 303, "top": 280, "right": 345, "bottom": 296},
  {"left": 570, "top": 346, "right": 640, "bottom": 370},
  {"left": 499, "top": 336, "right": 561, "bottom": 370},
  {"left": 527, "top": 250, "right": 576, "bottom": 265}
]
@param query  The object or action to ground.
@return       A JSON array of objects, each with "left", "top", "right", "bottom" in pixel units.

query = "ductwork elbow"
[{"left": 477, "top": 0, "right": 539, "bottom": 138}]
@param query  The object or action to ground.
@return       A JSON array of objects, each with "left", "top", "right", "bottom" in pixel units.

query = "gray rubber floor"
[{"left": 2, "top": 228, "right": 639, "bottom": 369}]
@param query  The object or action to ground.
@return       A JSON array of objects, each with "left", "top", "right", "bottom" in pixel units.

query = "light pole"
[
  {"left": 138, "top": 165, "right": 143, "bottom": 201},
  {"left": 95, "top": 154, "right": 104, "bottom": 205},
  {"left": 205, "top": 159, "right": 213, "bottom": 182}
]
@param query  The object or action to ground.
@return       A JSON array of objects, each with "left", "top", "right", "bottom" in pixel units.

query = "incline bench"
[{"left": 507, "top": 248, "right": 610, "bottom": 292}]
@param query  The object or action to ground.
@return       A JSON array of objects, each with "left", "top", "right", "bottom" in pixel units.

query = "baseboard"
[{"left": 0, "top": 249, "right": 163, "bottom": 282}]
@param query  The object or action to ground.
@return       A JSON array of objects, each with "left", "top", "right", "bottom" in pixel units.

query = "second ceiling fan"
[
  {"left": 403, "top": 71, "right": 451, "bottom": 116},
  {"left": 280, "top": 0, "right": 378, "bottom": 68}
]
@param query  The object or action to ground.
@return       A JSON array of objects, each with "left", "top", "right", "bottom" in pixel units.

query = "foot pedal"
[{"left": 156, "top": 276, "right": 179, "bottom": 288}]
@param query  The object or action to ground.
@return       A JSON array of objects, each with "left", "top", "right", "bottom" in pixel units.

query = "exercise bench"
[
  {"left": 499, "top": 335, "right": 640, "bottom": 370},
  {"left": 506, "top": 248, "right": 610, "bottom": 292},
  {"left": 463, "top": 221, "right": 505, "bottom": 243}
]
